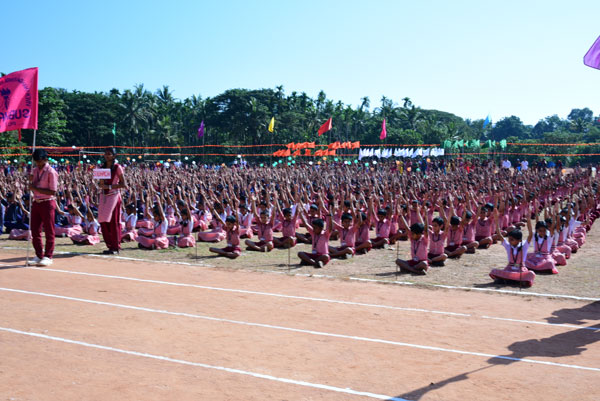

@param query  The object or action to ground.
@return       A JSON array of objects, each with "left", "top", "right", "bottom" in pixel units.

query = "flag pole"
[
  {"left": 270, "top": 130, "right": 272, "bottom": 167},
  {"left": 25, "top": 129, "right": 37, "bottom": 267}
]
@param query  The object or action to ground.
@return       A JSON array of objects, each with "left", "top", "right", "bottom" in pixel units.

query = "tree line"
[{"left": 1, "top": 83, "right": 599, "bottom": 164}]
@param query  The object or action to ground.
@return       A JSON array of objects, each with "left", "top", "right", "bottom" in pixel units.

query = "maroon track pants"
[
  {"left": 31, "top": 200, "right": 56, "bottom": 259},
  {"left": 100, "top": 197, "right": 122, "bottom": 251}
]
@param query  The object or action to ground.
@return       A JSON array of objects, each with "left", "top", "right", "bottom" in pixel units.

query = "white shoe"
[
  {"left": 38, "top": 257, "right": 53, "bottom": 267},
  {"left": 27, "top": 256, "right": 41, "bottom": 266}
]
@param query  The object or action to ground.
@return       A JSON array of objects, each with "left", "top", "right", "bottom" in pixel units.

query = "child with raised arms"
[
  {"left": 489, "top": 207, "right": 536, "bottom": 287},
  {"left": 395, "top": 204, "right": 429, "bottom": 275},
  {"left": 298, "top": 204, "right": 333, "bottom": 269},
  {"left": 209, "top": 214, "right": 241, "bottom": 259}
]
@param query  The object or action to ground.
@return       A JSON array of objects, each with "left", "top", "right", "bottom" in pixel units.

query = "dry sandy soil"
[
  {"left": 1, "top": 221, "right": 598, "bottom": 299},
  {"left": 0, "top": 248, "right": 598, "bottom": 401}
]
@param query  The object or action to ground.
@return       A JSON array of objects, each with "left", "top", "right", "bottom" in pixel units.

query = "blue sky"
[{"left": 5, "top": 0, "right": 599, "bottom": 124}]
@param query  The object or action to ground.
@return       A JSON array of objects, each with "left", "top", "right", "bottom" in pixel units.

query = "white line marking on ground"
[
  {"left": 23, "top": 267, "right": 471, "bottom": 316},
  {"left": 0, "top": 326, "right": 409, "bottom": 401},
  {"left": 19, "top": 267, "right": 600, "bottom": 331},
  {"left": 18, "top": 266, "right": 600, "bottom": 332},
  {"left": 0, "top": 247, "right": 213, "bottom": 268},
  {"left": 480, "top": 316, "right": 599, "bottom": 331},
  {"left": 1, "top": 287, "right": 598, "bottom": 372},
  {"left": 3, "top": 246, "right": 599, "bottom": 301}
]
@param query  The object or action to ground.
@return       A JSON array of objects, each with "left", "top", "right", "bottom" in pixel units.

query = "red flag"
[
  {"left": 308, "top": 142, "right": 316, "bottom": 149},
  {"left": 380, "top": 118, "right": 387, "bottom": 140},
  {"left": 292, "top": 149, "right": 301, "bottom": 157},
  {"left": 351, "top": 141, "right": 360, "bottom": 149},
  {"left": 327, "top": 149, "right": 336, "bottom": 156},
  {"left": 318, "top": 118, "right": 332, "bottom": 136},
  {"left": 304, "top": 149, "right": 312, "bottom": 156},
  {"left": 0, "top": 67, "right": 38, "bottom": 133}
]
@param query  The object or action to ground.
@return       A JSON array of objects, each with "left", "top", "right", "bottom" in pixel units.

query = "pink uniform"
[
  {"left": 71, "top": 220, "right": 101, "bottom": 245},
  {"left": 462, "top": 220, "right": 476, "bottom": 243},
  {"left": 356, "top": 223, "right": 370, "bottom": 244},
  {"left": 197, "top": 215, "right": 226, "bottom": 242},
  {"left": 137, "top": 220, "right": 169, "bottom": 249},
  {"left": 31, "top": 164, "right": 58, "bottom": 200},
  {"left": 281, "top": 215, "right": 298, "bottom": 238},
  {"left": 525, "top": 233, "right": 558, "bottom": 274},
  {"left": 475, "top": 217, "right": 494, "bottom": 240},
  {"left": 256, "top": 221, "right": 274, "bottom": 242},
  {"left": 238, "top": 212, "right": 254, "bottom": 238},
  {"left": 428, "top": 231, "right": 447, "bottom": 255},
  {"left": 121, "top": 213, "right": 138, "bottom": 242},
  {"left": 374, "top": 219, "right": 390, "bottom": 239},
  {"left": 30, "top": 163, "right": 59, "bottom": 260},
  {"left": 446, "top": 227, "right": 462, "bottom": 247},
  {"left": 335, "top": 222, "right": 357, "bottom": 248},
  {"left": 226, "top": 226, "right": 240, "bottom": 247},
  {"left": 177, "top": 219, "right": 195, "bottom": 248},
  {"left": 306, "top": 225, "right": 330, "bottom": 255},
  {"left": 410, "top": 235, "right": 429, "bottom": 262},
  {"left": 489, "top": 239, "right": 535, "bottom": 287},
  {"left": 55, "top": 214, "right": 83, "bottom": 237}
]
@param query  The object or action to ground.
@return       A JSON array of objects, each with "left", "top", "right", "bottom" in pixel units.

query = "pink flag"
[
  {"left": 0, "top": 67, "right": 38, "bottom": 133},
  {"left": 198, "top": 120, "right": 205, "bottom": 138},
  {"left": 380, "top": 118, "right": 387, "bottom": 140},
  {"left": 584, "top": 35, "right": 600, "bottom": 70}
]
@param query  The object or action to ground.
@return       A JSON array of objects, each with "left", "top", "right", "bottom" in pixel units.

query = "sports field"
[{"left": 0, "top": 240, "right": 598, "bottom": 400}]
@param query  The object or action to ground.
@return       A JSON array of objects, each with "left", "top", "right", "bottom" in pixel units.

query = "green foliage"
[{"left": 9, "top": 85, "right": 599, "bottom": 166}]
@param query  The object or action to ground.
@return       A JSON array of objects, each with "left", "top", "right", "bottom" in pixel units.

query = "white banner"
[
  {"left": 358, "top": 147, "right": 444, "bottom": 160},
  {"left": 92, "top": 168, "right": 111, "bottom": 180}
]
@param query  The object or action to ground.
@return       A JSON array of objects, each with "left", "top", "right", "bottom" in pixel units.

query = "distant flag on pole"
[
  {"left": 483, "top": 115, "right": 491, "bottom": 128},
  {"left": 584, "top": 35, "right": 600, "bottom": 70},
  {"left": 318, "top": 117, "right": 332, "bottom": 136},
  {"left": 112, "top": 123, "right": 116, "bottom": 137},
  {"left": 379, "top": 118, "right": 387, "bottom": 140},
  {"left": 268, "top": 117, "right": 275, "bottom": 133},
  {"left": 0, "top": 67, "right": 38, "bottom": 134},
  {"left": 198, "top": 120, "right": 205, "bottom": 138}
]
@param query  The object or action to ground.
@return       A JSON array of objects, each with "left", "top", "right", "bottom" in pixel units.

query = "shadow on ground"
[{"left": 387, "top": 301, "right": 600, "bottom": 400}]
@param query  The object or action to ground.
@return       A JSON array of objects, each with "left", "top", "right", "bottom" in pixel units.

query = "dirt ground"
[
  {"left": 1, "top": 220, "right": 598, "bottom": 299},
  {"left": 0, "top": 248, "right": 598, "bottom": 401}
]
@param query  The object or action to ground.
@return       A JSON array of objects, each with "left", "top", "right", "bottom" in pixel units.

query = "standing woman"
[
  {"left": 28, "top": 149, "right": 59, "bottom": 266},
  {"left": 98, "top": 147, "right": 126, "bottom": 254}
]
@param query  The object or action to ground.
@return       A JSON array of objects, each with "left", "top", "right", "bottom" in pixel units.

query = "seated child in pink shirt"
[
  {"left": 209, "top": 215, "right": 241, "bottom": 259},
  {"left": 298, "top": 209, "right": 332, "bottom": 269}
]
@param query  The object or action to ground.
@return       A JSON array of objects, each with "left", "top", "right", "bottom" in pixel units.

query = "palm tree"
[
  {"left": 120, "top": 84, "right": 154, "bottom": 146},
  {"left": 399, "top": 105, "right": 423, "bottom": 131}
]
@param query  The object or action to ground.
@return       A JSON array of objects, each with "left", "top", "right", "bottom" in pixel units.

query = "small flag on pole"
[
  {"left": 268, "top": 117, "right": 275, "bottom": 133},
  {"left": 198, "top": 121, "right": 205, "bottom": 138},
  {"left": 112, "top": 123, "right": 116, "bottom": 137},
  {"left": 318, "top": 118, "right": 332, "bottom": 136},
  {"left": 584, "top": 35, "right": 600, "bottom": 70},
  {"left": 380, "top": 118, "right": 387, "bottom": 140},
  {"left": 483, "top": 115, "right": 491, "bottom": 128}
]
